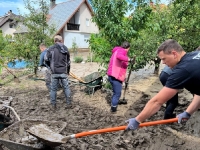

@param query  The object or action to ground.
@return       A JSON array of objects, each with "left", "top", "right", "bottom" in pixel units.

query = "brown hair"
[
  {"left": 54, "top": 35, "right": 62, "bottom": 42},
  {"left": 39, "top": 43, "right": 46, "bottom": 48},
  {"left": 157, "top": 39, "right": 183, "bottom": 54}
]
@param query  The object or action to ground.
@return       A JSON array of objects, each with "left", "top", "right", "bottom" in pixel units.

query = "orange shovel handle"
[{"left": 75, "top": 118, "right": 178, "bottom": 138}]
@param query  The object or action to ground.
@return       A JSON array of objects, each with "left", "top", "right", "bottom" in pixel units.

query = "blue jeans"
[
  {"left": 108, "top": 76, "right": 122, "bottom": 107},
  {"left": 160, "top": 71, "right": 178, "bottom": 119},
  {"left": 45, "top": 69, "right": 51, "bottom": 91},
  {"left": 50, "top": 74, "right": 71, "bottom": 105}
]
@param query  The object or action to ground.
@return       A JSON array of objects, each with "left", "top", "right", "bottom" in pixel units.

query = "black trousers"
[{"left": 160, "top": 72, "right": 178, "bottom": 119}]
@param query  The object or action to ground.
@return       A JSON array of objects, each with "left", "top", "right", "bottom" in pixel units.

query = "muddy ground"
[{"left": 0, "top": 52, "right": 200, "bottom": 150}]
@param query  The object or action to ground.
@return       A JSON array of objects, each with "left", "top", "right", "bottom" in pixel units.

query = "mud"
[{"left": 0, "top": 53, "right": 199, "bottom": 150}]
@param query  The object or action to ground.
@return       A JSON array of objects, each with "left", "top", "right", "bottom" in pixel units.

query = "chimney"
[
  {"left": 7, "top": 10, "right": 12, "bottom": 15},
  {"left": 50, "top": 0, "right": 56, "bottom": 9}
]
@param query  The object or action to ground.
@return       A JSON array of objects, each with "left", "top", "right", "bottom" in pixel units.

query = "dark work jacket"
[{"left": 44, "top": 42, "right": 70, "bottom": 74}]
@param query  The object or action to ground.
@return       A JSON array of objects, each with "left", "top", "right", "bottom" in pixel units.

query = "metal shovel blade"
[
  {"left": 27, "top": 118, "right": 178, "bottom": 147},
  {"left": 27, "top": 124, "right": 67, "bottom": 147}
]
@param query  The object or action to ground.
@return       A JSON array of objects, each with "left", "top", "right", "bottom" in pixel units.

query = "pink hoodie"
[{"left": 107, "top": 46, "right": 129, "bottom": 82}]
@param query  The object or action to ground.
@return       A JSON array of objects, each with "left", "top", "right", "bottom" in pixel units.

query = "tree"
[
  {"left": 3, "top": 0, "right": 55, "bottom": 75},
  {"left": 168, "top": 0, "right": 200, "bottom": 51},
  {"left": 89, "top": 0, "right": 153, "bottom": 72}
]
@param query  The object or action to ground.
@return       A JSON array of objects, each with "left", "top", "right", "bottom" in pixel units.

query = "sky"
[
  {"left": 0, "top": 0, "right": 67, "bottom": 16},
  {"left": 0, "top": 0, "right": 170, "bottom": 17}
]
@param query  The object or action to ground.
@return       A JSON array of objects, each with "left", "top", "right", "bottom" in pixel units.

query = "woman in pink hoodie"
[{"left": 107, "top": 41, "right": 131, "bottom": 113}]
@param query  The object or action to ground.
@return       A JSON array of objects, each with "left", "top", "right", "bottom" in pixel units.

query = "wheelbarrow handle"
[
  {"left": 73, "top": 118, "right": 178, "bottom": 138},
  {"left": 69, "top": 72, "right": 86, "bottom": 83},
  {"left": 1, "top": 104, "right": 20, "bottom": 121}
]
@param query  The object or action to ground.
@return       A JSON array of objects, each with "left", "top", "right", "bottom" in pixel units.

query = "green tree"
[
  {"left": 168, "top": 0, "right": 200, "bottom": 51},
  {"left": 89, "top": 0, "right": 153, "bottom": 72},
  {"left": 3, "top": 0, "right": 55, "bottom": 74},
  {"left": 131, "top": 3, "right": 172, "bottom": 74},
  {"left": 0, "top": 33, "right": 11, "bottom": 74}
]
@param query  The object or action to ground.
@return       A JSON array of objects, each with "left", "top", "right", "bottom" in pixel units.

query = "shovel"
[
  {"left": 118, "top": 56, "right": 136, "bottom": 105},
  {"left": 27, "top": 118, "right": 178, "bottom": 147}
]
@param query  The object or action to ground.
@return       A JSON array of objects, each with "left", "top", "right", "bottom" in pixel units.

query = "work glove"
[
  {"left": 41, "top": 67, "right": 48, "bottom": 72},
  {"left": 37, "top": 67, "right": 42, "bottom": 71},
  {"left": 125, "top": 118, "right": 140, "bottom": 130},
  {"left": 177, "top": 111, "right": 191, "bottom": 124}
]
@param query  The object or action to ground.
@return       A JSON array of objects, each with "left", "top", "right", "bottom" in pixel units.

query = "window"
[
  {"left": 86, "top": 18, "right": 89, "bottom": 26},
  {"left": 9, "top": 24, "right": 13, "bottom": 28}
]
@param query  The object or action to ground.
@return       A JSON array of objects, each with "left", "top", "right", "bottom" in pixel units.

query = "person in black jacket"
[{"left": 44, "top": 35, "right": 72, "bottom": 110}]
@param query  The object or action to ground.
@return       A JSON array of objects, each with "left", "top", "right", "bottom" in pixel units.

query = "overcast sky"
[{"left": 0, "top": 0, "right": 170, "bottom": 16}]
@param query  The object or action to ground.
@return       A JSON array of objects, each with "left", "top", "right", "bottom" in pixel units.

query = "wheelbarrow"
[
  {"left": 0, "top": 119, "right": 67, "bottom": 150},
  {"left": 27, "top": 118, "right": 178, "bottom": 147},
  {"left": 0, "top": 96, "right": 18, "bottom": 131},
  {"left": 69, "top": 72, "right": 103, "bottom": 95}
]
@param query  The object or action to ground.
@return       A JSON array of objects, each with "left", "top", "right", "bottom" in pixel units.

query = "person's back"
[
  {"left": 107, "top": 41, "right": 131, "bottom": 113},
  {"left": 45, "top": 35, "right": 71, "bottom": 110},
  {"left": 47, "top": 43, "right": 70, "bottom": 74}
]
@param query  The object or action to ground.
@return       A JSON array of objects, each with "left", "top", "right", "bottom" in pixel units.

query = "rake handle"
[{"left": 74, "top": 118, "right": 178, "bottom": 138}]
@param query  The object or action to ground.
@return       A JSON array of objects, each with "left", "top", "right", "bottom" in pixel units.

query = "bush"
[
  {"left": 86, "top": 54, "right": 101, "bottom": 62},
  {"left": 74, "top": 56, "right": 83, "bottom": 63}
]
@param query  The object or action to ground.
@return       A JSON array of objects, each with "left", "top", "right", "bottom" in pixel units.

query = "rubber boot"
[{"left": 110, "top": 106, "right": 117, "bottom": 113}]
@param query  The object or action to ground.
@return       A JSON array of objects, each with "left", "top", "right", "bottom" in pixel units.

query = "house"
[
  {"left": 48, "top": 0, "right": 99, "bottom": 49},
  {"left": 0, "top": 10, "right": 23, "bottom": 37}
]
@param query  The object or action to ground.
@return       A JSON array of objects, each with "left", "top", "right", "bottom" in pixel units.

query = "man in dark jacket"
[{"left": 44, "top": 35, "right": 72, "bottom": 109}]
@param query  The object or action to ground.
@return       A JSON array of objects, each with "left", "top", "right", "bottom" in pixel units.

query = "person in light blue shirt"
[{"left": 39, "top": 43, "right": 51, "bottom": 91}]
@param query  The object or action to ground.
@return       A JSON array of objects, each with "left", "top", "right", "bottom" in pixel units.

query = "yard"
[{"left": 0, "top": 52, "right": 199, "bottom": 150}]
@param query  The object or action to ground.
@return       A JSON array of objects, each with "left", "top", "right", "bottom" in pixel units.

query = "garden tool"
[
  {"left": 118, "top": 56, "right": 136, "bottom": 105},
  {"left": 27, "top": 118, "right": 178, "bottom": 147},
  {"left": 0, "top": 57, "right": 20, "bottom": 83},
  {"left": 69, "top": 72, "right": 86, "bottom": 83},
  {"left": 4, "top": 65, "right": 20, "bottom": 83}
]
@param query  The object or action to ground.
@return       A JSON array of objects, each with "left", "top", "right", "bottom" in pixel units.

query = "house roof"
[
  {"left": 0, "top": 13, "right": 20, "bottom": 27},
  {"left": 14, "top": 0, "right": 93, "bottom": 35},
  {"left": 48, "top": 0, "right": 92, "bottom": 35}
]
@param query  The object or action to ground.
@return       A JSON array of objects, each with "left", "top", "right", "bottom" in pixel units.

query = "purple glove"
[
  {"left": 177, "top": 111, "right": 191, "bottom": 123},
  {"left": 125, "top": 118, "right": 140, "bottom": 130}
]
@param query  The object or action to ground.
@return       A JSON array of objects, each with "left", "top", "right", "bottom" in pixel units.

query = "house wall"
[
  {"left": 1, "top": 22, "right": 16, "bottom": 37},
  {"left": 79, "top": 3, "right": 99, "bottom": 33},
  {"left": 63, "top": 2, "right": 99, "bottom": 49},
  {"left": 64, "top": 31, "right": 90, "bottom": 49}
]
